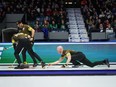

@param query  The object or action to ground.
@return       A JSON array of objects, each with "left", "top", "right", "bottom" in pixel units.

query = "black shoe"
[
  {"left": 41, "top": 62, "right": 45, "bottom": 68},
  {"left": 33, "top": 63, "right": 38, "bottom": 67},
  {"left": 14, "top": 64, "right": 24, "bottom": 69},
  {"left": 104, "top": 59, "right": 110, "bottom": 68}
]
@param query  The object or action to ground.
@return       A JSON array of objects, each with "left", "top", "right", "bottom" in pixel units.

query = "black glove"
[{"left": 13, "top": 43, "right": 17, "bottom": 50}]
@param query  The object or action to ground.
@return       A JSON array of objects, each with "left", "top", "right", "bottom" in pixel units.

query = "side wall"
[{"left": 0, "top": 42, "right": 116, "bottom": 63}]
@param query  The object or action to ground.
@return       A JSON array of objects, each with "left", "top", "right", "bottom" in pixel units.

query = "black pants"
[
  {"left": 70, "top": 52, "right": 105, "bottom": 67},
  {"left": 14, "top": 38, "right": 43, "bottom": 65},
  {"left": 21, "top": 43, "right": 42, "bottom": 63}
]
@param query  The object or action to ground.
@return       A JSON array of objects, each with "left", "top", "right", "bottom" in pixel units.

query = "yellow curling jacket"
[
  {"left": 12, "top": 33, "right": 30, "bottom": 44},
  {"left": 61, "top": 50, "right": 78, "bottom": 58},
  {"left": 19, "top": 24, "right": 33, "bottom": 35}
]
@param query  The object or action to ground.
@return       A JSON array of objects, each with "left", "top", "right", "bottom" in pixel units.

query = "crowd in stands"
[
  {"left": 31, "top": 0, "right": 68, "bottom": 32},
  {"left": 1, "top": 0, "right": 116, "bottom": 39},
  {"left": 81, "top": 0, "right": 116, "bottom": 37},
  {"left": 0, "top": 0, "right": 68, "bottom": 32}
]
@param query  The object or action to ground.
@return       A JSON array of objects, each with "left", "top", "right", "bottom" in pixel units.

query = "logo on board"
[{"left": 0, "top": 47, "right": 4, "bottom": 59}]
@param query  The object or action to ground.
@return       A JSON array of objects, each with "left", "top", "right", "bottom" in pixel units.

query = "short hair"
[
  {"left": 16, "top": 21, "right": 22, "bottom": 24},
  {"left": 57, "top": 46, "right": 63, "bottom": 50}
]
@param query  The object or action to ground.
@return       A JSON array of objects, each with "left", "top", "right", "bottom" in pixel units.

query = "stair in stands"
[{"left": 67, "top": 8, "right": 89, "bottom": 42}]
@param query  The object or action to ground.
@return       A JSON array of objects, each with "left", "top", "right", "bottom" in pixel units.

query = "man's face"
[
  {"left": 57, "top": 48, "right": 63, "bottom": 54},
  {"left": 17, "top": 23, "right": 23, "bottom": 28}
]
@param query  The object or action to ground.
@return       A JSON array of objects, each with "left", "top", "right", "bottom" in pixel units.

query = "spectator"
[
  {"left": 112, "top": 19, "right": 116, "bottom": 30},
  {"left": 98, "top": 23, "right": 105, "bottom": 32},
  {"left": 41, "top": 20, "right": 50, "bottom": 40},
  {"left": 39, "top": 13, "right": 45, "bottom": 24},
  {"left": 59, "top": 19, "right": 67, "bottom": 31},
  {"left": 99, "top": 10, "right": 106, "bottom": 22},
  {"left": 81, "top": 0, "right": 88, "bottom": 6},
  {"left": 34, "top": 20, "right": 41, "bottom": 32},
  {"left": 86, "top": 16, "right": 95, "bottom": 31},
  {"left": 95, "top": 18, "right": 102, "bottom": 29},
  {"left": 105, "top": 24, "right": 114, "bottom": 33},
  {"left": 45, "top": 7, "right": 52, "bottom": 17},
  {"left": 112, "top": 7, "right": 116, "bottom": 15},
  {"left": 112, "top": 19, "right": 116, "bottom": 37},
  {"left": 49, "top": 20, "right": 58, "bottom": 31},
  {"left": 104, "top": 19, "right": 111, "bottom": 29},
  {"left": 104, "top": 8, "right": 112, "bottom": 20}
]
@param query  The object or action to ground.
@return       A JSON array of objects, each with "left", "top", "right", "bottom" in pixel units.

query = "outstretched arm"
[{"left": 48, "top": 57, "right": 64, "bottom": 66}]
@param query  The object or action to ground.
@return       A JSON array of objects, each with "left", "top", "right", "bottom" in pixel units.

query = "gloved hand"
[{"left": 13, "top": 43, "right": 17, "bottom": 50}]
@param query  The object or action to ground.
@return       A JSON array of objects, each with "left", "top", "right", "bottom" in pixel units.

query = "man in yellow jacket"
[
  {"left": 16, "top": 21, "right": 35, "bottom": 64},
  {"left": 12, "top": 33, "right": 45, "bottom": 69},
  {"left": 48, "top": 46, "right": 110, "bottom": 68}
]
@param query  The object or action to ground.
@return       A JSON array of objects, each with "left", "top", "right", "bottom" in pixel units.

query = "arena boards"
[{"left": 0, "top": 42, "right": 116, "bottom": 76}]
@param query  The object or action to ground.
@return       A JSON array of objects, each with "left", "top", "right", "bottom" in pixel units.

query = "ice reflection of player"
[{"left": 48, "top": 46, "right": 110, "bottom": 68}]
